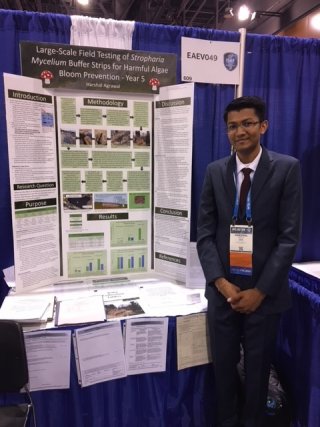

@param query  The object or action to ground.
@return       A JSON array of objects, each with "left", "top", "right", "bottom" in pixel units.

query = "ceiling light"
[
  {"left": 238, "top": 5, "right": 251, "bottom": 21},
  {"left": 224, "top": 7, "right": 234, "bottom": 18},
  {"left": 77, "top": 0, "right": 89, "bottom": 6},
  {"left": 311, "top": 13, "right": 320, "bottom": 30}
]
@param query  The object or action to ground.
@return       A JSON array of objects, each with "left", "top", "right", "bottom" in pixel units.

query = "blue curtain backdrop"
[
  {"left": 243, "top": 34, "right": 320, "bottom": 261},
  {"left": 1, "top": 16, "right": 320, "bottom": 274},
  {"left": 133, "top": 23, "right": 320, "bottom": 262},
  {"left": 0, "top": 10, "right": 70, "bottom": 303}
]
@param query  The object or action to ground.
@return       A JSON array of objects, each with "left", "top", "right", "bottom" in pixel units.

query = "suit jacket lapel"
[
  {"left": 251, "top": 147, "right": 273, "bottom": 202},
  {"left": 225, "top": 153, "right": 236, "bottom": 204}
]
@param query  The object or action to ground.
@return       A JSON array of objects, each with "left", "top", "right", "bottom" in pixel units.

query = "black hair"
[{"left": 223, "top": 96, "right": 266, "bottom": 123}]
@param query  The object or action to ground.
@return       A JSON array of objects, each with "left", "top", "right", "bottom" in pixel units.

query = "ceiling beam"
[
  {"left": 98, "top": 1, "right": 110, "bottom": 18},
  {"left": 14, "top": 0, "right": 23, "bottom": 10},
  {"left": 176, "top": 0, "right": 192, "bottom": 18},
  {"left": 251, "top": 0, "right": 320, "bottom": 34},
  {"left": 188, "top": 0, "right": 207, "bottom": 26},
  {"left": 61, "top": 0, "right": 71, "bottom": 14},
  {"left": 1, "top": 0, "right": 11, "bottom": 8},
  {"left": 118, "top": 0, "right": 136, "bottom": 20},
  {"left": 35, "top": 0, "right": 42, "bottom": 12},
  {"left": 151, "top": 1, "right": 166, "bottom": 24},
  {"left": 205, "top": 1, "right": 229, "bottom": 28}
]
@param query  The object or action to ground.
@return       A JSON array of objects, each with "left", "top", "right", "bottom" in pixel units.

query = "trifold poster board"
[{"left": 4, "top": 73, "right": 196, "bottom": 292}]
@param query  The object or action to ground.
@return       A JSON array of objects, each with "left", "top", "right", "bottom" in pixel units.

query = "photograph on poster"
[
  {"left": 133, "top": 130, "right": 150, "bottom": 148},
  {"left": 94, "top": 193, "right": 128, "bottom": 209},
  {"left": 135, "top": 195, "right": 145, "bottom": 204},
  {"left": 61, "top": 129, "right": 76, "bottom": 146},
  {"left": 111, "top": 130, "right": 131, "bottom": 148},
  {"left": 79, "top": 129, "right": 93, "bottom": 146},
  {"left": 95, "top": 130, "right": 108, "bottom": 146},
  {"left": 41, "top": 109, "right": 54, "bottom": 128},
  {"left": 63, "top": 194, "right": 93, "bottom": 210},
  {"left": 128, "top": 193, "right": 150, "bottom": 209}
]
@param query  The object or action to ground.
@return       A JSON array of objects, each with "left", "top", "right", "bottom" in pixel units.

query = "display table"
[
  {"left": 1, "top": 316, "right": 215, "bottom": 427},
  {"left": 0, "top": 276, "right": 215, "bottom": 427},
  {"left": 275, "top": 263, "right": 320, "bottom": 427},
  {"left": 1, "top": 267, "right": 320, "bottom": 426}
]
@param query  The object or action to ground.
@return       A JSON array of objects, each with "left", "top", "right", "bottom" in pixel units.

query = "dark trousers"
[{"left": 207, "top": 290, "right": 280, "bottom": 427}]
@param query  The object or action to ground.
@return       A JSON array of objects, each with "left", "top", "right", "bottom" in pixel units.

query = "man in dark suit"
[{"left": 197, "top": 96, "right": 302, "bottom": 427}]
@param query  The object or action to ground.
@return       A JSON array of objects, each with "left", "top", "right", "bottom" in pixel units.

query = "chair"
[{"left": 0, "top": 320, "right": 33, "bottom": 427}]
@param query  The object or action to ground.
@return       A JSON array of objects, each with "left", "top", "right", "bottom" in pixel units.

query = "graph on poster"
[
  {"left": 68, "top": 250, "right": 107, "bottom": 277},
  {"left": 110, "top": 221, "right": 147, "bottom": 247},
  {"left": 111, "top": 248, "right": 147, "bottom": 274}
]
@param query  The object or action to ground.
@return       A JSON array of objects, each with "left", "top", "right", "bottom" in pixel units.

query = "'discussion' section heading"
[
  {"left": 155, "top": 97, "right": 191, "bottom": 108},
  {"left": 20, "top": 41, "right": 177, "bottom": 94}
]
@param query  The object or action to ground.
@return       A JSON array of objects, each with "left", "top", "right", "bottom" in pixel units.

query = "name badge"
[{"left": 230, "top": 225, "right": 253, "bottom": 276}]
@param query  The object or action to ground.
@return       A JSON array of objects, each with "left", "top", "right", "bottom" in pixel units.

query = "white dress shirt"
[{"left": 235, "top": 146, "right": 262, "bottom": 196}]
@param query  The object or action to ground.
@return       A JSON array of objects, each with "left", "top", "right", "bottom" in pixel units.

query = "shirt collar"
[{"left": 236, "top": 146, "right": 262, "bottom": 175}]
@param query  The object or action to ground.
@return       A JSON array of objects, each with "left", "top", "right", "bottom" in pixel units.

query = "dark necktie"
[{"left": 239, "top": 168, "right": 252, "bottom": 215}]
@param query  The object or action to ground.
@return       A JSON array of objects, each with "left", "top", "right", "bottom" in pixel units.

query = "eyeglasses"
[{"left": 226, "top": 120, "right": 261, "bottom": 133}]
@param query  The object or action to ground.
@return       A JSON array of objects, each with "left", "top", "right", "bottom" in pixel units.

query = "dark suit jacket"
[{"left": 197, "top": 146, "right": 302, "bottom": 314}]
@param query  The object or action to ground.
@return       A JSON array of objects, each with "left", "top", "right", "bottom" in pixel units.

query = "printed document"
[
  {"left": 55, "top": 294, "right": 106, "bottom": 326},
  {"left": 125, "top": 317, "right": 168, "bottom": 375},
  {"left": 0, "top": 295, "right": 54, "bottom": 323},
  {"left": 176, "top": 313, "right": 211, "bottom": 370},
  {"left": 73, "top": 322, "right": 126, "bottom": 387},
  {"left": 139, "top": 282, "right": 205, "bottom": 316},
  {"left": 24, "top": 330, "right": 71, "bottom": 391}
]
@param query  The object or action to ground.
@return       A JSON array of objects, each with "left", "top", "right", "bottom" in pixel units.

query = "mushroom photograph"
[
  {"left": 133, "top": 130, "right": 150, "bottom": 148},
  {"left": 95, "top": 130, "right": 108, "bottom": 146},
  {"left": 79, "top": 129, "right": 93, "bottom": 146},
  {"left": 110, "top": 130, "right": 131, "bottom": 148},
  {"left": 61, "top": 129, "right": 76, "bottom": 146}
]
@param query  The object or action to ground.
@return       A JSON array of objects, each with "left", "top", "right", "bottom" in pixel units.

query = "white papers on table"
[
  {"left": 186, "top": 242, "right": 206, "bottom": 289},
  {"left": 24, "top": 330, "right": 71, "bottom": 391},
  {"left": 102, "top": 284, "right": 140, "bottom": 302},
  {"left": 73, "top": 322, "right": 126, "bottom": 387},
  {"left": 176, "top": 313, "right": 212, "bottom": 371},
  {"left": 125, "top": 317, "right": 168, "bottom": 375},
  {"left": 139, "top": 282, "right": 206, "bottom": 316},
  {"left": 140, "top": 282, "right": 197, "bottom": 305},
  {"left": 292, "top": 262, "right": 320, "bottom": 279},
  {"left": 55, "top": 295, "right": 106, "bottom": 326},
  {"left": 0, "top": 295, "right": 54, "bottom": 323}
]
